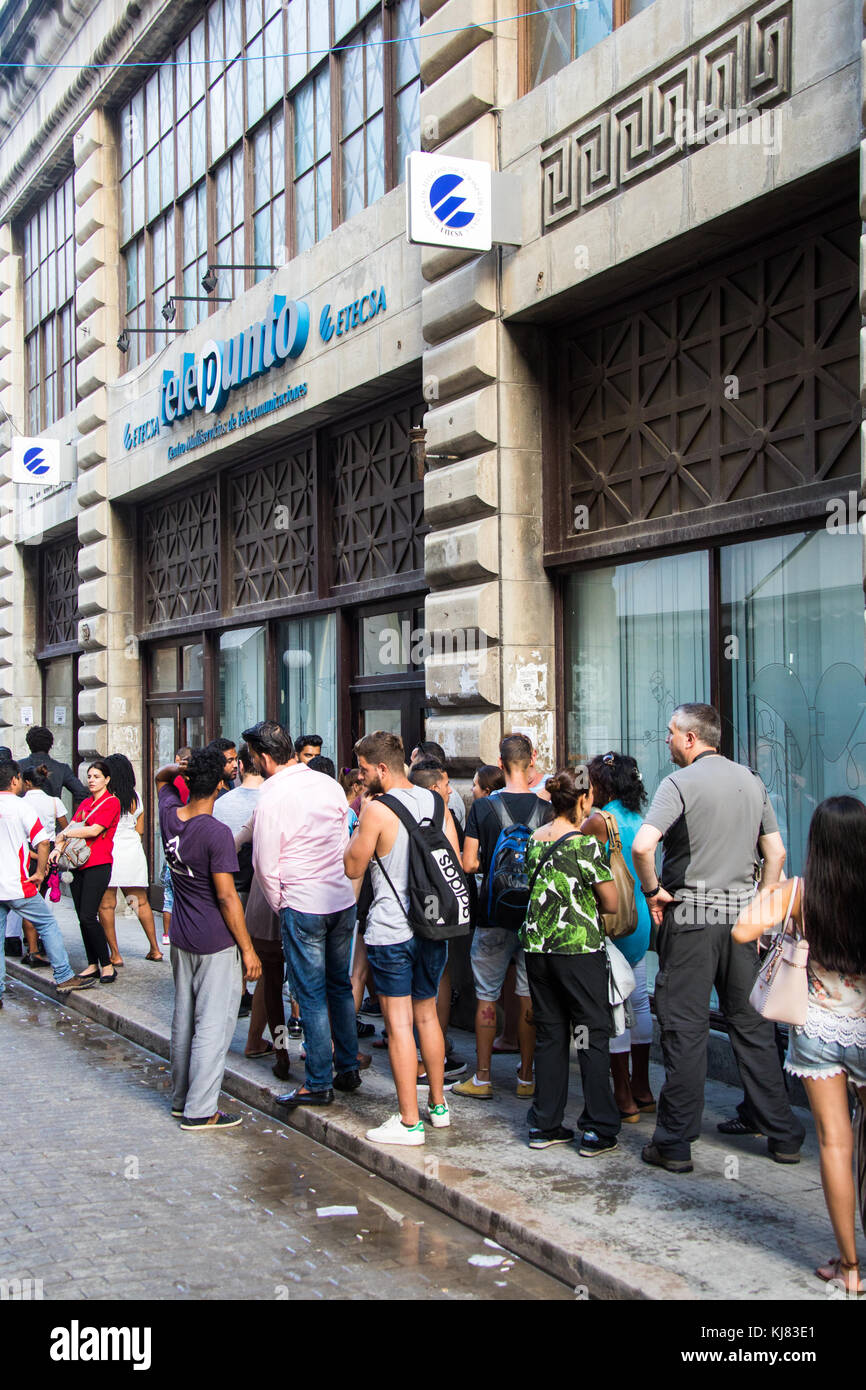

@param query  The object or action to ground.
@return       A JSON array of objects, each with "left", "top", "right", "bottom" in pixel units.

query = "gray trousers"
[
  {"left": 171, "top": 944, "right": 242, "bottom": 1119},
  {"left": 652, "top": 907, "right": 806, "bottom": 1159}
]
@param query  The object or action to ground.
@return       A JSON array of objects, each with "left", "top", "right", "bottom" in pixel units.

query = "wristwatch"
[{"left": 642, "top": 882, "right": 662, "bottom": 898}]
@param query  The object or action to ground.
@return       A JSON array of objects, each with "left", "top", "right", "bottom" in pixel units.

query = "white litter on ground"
[
  {"left": 316, "top": 1205, "right": 359, "bottom": 1218},
  {"left": 468, "top": 1253, "right": 504, "bottom": 1268}
]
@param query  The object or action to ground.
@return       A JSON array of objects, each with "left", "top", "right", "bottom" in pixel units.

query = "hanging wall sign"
[
  {"left": 12, "top": 437, "right": 61, "bottom": 485},
  {"left": 406, "top": 152, "right": 493, "bottom": 253}
]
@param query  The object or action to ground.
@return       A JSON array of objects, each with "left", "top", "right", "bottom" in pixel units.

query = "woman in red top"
[{"left": 50, "top": 760, "right": 121, "bottom": 985}]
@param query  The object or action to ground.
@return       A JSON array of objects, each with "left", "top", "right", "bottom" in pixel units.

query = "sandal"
[
  {"left": 145, "top": 951, "right": 163, "bottom": 962},
  {"left": 815, "top": 1257, "right": 863, "bottom": 1295},
  {"left": 245, "top": 1043, "right": 275, "bottom": 1060}
]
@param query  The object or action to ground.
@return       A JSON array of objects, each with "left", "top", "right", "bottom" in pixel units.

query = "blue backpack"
[{"left": 486, "top": 795, "right": 548, "bottom": 930}]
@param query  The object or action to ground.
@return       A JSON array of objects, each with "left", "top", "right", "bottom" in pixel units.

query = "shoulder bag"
[
  {"left": 56, "top": 802, "right": 105, "bottom": 872},
  {"left": 605, "top": 938, "right": 637, "bottom": 1037},
  {"left": 747, "top": 877, "right": 809, "bottom": 1025},
  {"left": 597, "top": 809, "right": 639, "bottom": 940}
]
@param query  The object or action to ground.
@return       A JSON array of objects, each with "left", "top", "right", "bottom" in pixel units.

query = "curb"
[{"left": 8, "top": 960, "right": 673, "bottom": 1300}]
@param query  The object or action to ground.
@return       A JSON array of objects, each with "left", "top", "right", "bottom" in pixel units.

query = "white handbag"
[{"left": 605, "top": 939, "right": 636, "bottom": 1037}]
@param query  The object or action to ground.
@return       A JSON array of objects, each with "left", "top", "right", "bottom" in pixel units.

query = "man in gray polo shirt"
[{"left": 632, "top": 703, "right": 805, "bottom": 1173}]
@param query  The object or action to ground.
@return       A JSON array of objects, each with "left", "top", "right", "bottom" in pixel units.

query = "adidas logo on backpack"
[{"left": 374, "top": 792, "right": 471, "bottom": 941}]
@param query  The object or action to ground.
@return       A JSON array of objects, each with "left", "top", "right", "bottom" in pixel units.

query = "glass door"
[
  {"left": 349, "top": 603, "right": 428, "bottom": 762},
  {"left": 145, "top": 640, "right": 205, "bottom": 886}
]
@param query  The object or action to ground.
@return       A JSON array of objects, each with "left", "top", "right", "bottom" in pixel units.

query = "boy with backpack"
[
  {"left": 345, "top": 731, "right": 469, "bottom": 1145},
  {"left": 453, "top": 734, "right": 553, "bottom": 1100}
]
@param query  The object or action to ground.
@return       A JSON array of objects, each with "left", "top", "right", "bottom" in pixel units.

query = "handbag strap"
[
  {"left": 526, "top": 830, "right": 581, "bottom": 897},
  {"left": 70, "top": 797, "right": 109, "bottom": 839},
  {"left": 780, "top": 876, "right": 800, "bottom": 937},
  {"left": 598, "top": 808, "right": 623, "bottom": 855}
]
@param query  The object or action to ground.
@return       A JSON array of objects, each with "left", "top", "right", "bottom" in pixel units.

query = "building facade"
[{"left": 0, "top": 0, "right": 863, "bottom": 886}]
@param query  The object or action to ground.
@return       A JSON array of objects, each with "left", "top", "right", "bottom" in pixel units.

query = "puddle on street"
[{"left": 2, "top": 983, "right": 574, "bottom": 1301}]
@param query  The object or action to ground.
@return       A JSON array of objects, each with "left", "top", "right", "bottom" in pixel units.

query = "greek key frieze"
[{"left": 540, "top": 0, "right": 791, "bottom": 234}]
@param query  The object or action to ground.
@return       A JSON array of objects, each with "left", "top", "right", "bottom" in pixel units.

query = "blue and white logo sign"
[
  {"left": 428, "top": 173, "right": 477, "bottom": 230},
  {"left": 406, "top": 152, "right": 492, "bottom": 253},
  {"left": 12, "top": 437, "right": 61, "bottom": 485}
]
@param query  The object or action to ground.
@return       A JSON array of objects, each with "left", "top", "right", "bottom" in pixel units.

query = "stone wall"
[
  {"left": 0, "top": 222, "right": 42, "bottom": 747},
  {"left": 73, "top": 110, "right": 140, "bottom": 770},
  {"left": 420, "top": 0, "right": 555, "bottom": 770}
]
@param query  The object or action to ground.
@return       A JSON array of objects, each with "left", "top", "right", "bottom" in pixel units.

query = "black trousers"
[
  {"left": 652, "top": 907, "right": 806, "bottom": 1159},
  {"left": 525, "top": 950, "right": 620, "bottom": 1139},
  {"left": 70, "top": 863, "right": 112, "bottom": 967}
]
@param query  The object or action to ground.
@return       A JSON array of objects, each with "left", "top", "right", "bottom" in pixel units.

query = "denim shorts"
[
  {"left": 471, "top": 926, "right": 529, "bottom": 1001},
  {"left": 785, "top": 1028, "right": 866, "bottom": 1085},
  {"left": 366, "top": 936, "right": 447, "bottom": 1001}
]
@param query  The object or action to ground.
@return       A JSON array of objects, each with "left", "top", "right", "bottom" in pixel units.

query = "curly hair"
[
  {"left": 587, "top": 753, "right": 647, "bottom": 813},
  {"left": 184, "top": 748, "right": 227, "bottom": 800}
]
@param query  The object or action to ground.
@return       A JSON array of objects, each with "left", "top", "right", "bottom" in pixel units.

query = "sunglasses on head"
[{"left": 602, "top": 752, "right": 615, "bottom": 765}]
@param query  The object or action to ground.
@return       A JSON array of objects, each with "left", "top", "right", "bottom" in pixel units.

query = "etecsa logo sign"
[
  {"left": 406, "top": 152, "right": 492, "bottom": 253},
  {"left": 12, "top": 437, "right": 61, "bottom": 485}
]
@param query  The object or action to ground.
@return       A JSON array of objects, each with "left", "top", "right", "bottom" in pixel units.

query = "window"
[
  {"left": 340, "top": 9, "right": 385, "bottom": 221},
  {"left": 23, "top": 174, "right": 76, "bottom": 429},
  {"left": 564, "top": 551, "right": 711, "bottom": 806},
  {"left": 293, "top": 66, "right": 332, "bottom": 252},
  {"left": 214, "top": 146, "right": 245, "bottom": 302},
  {"left": 563, "top": 529, "right": 866, "bottom": 873},
  {"left": 253, "top": 111, "right": 287, "bottom": 281},
  {"left": 277, "top": 614, "right": 337, "bottom": 759},
  {"left": 219, "top": 626, "right": 267, "bottom": 733},
  {"left": 522, "top": 0, "right": 657, "bottom": 94},
  {"left": 116, "top": 1, "right": 421, "bottom": 367}
]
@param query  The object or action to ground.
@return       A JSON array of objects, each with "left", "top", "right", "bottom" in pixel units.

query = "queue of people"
[{"left": 1, "top": 705, "right": 864, "bottom": 1294}]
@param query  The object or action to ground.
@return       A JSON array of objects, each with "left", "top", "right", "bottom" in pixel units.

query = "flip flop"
[
  {"left": 144, "top": 952, "right": 163, "bottom": 962},
  {"left": 815, "top": 1257, "right": 863, "bottom": 1294},
  {"left": 245, "top": 1043, "right": 276, "bottom": 1060}
]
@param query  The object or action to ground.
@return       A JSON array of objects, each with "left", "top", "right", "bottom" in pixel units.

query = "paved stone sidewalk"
[
  {"left": 0, "top": 985, "right": 570, "bottom": 1301},
  {"left": 5, "top": 898, "right": 862, "bottom": 1300}
]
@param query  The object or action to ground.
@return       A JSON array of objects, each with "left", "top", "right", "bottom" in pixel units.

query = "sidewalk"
[{"left": 5, "top": 899, "right": 856, "bottom": 1301}]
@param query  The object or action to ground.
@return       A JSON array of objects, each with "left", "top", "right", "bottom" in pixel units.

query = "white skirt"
[{"left": 108, "top": 830, "right": 148, "bottom": 888}]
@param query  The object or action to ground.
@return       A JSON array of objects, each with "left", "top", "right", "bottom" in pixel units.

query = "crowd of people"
[{"left": 1, "top": 707, "right": 864, "bottom": 1294}]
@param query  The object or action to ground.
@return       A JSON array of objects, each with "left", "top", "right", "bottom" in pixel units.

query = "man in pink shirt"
[{"left": 242, "top": 721, "right": 358, "bottom": 1107}]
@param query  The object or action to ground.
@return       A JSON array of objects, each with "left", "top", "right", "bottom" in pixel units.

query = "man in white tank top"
[{"left": 345, "top": 731, "right": 461, "bottom": 1146}]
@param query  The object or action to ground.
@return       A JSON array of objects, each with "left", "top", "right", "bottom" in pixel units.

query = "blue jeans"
[
  {"left": 0, "top": 893, "right": 74, "bottom": 995},
  {"left": 280, "top": 905, "right": 358, "bottom": 1092}
]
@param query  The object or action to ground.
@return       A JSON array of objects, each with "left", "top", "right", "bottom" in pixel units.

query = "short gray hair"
[{"left": 672, "top": 703, "right": 721, "bottom": 749}]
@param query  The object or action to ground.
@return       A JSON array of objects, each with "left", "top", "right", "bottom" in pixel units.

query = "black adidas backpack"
[{"left": 374, "top": 791, "right": 471, "bottom": 942}]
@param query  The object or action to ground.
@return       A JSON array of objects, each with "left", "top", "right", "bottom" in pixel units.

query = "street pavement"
[
  {"left": 4, "top": 897, "right": 863, "bottom": 1300},
  {"left": 0, "top": 982, "right": 570, "bottom": 1301}
]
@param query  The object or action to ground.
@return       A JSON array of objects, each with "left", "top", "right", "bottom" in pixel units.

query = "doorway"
[
  {"left": 348, "top": 604, "right": 430, "bottom": 761},
  {"left": 145, "top": 640, "right": 205, "bottom": 882}
]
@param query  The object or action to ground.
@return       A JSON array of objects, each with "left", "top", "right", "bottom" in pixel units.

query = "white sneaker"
[
  {"left": 426, "top": 1098, "right": 451, "bottom": 1128},
  {"left": 161, "top": 933, "right": 170, "bottom": 946},
  {"left": 366, "top": 1114, "right": 425, "bottom": 1146}
]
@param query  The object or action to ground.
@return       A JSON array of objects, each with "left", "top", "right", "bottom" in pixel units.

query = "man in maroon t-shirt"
[{"left": 156, "top": 749, "right": 261, "bottom": 1131}]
